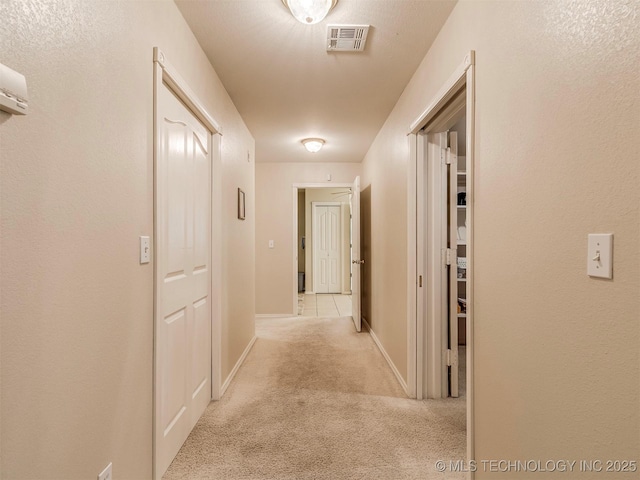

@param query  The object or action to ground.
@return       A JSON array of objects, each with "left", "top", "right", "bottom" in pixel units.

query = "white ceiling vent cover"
[{"left": 327, "top": 25, "right": 370, "bottom": 52}]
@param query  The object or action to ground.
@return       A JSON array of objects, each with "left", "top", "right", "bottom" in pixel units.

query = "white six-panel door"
[
  {"left": 313, "top": 204, "right": 341, "bottom": 294},
  {"left": 155, "top": 81, "right": 212, "bottom": 477}
]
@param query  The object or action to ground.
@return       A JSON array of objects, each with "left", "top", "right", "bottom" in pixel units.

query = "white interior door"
[
  {"left": 313, "top": 204, "right": 341, "bottom": 294},
  {"left": 155, "top": 81, "right": 212, "bottom": 477},
  {"left": 423, "top": 133, "right": 448, "bottom": 399},
  {"left": 350, "top": 176, "right": 362, "bottom": 332},
  {"left": 447, "top": 131, "right": 459, "bottom": 398},
  {"left": 423, "top": 132, "right": 459, "bottom": 399}
]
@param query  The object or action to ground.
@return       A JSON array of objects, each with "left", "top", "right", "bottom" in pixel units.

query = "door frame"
[
  {"left": 291, "top": 183, "right": 353, "bottom": 315},
  {"left": 407, "top": 51, "right": 476, "bottom": 469},
  {"left": 152, "top": 47, "right": 223, "bottom": 479},
  {"left": 311, "top": 202, "right": 343, "bottom": 295}
]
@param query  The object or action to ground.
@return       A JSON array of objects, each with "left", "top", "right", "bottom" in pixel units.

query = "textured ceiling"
[{"left": 175, "top": 0, "right": 457, "bottom": 163}]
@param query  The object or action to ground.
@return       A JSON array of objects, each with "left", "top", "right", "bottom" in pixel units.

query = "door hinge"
[
  {"left": 445, "top": 248, "right": 454, "bottom": 266},
  {"left": 445, "top": 147, "right": 452, "bottom": 165},
  {"left": 446, "top": 349, "right": 452, "bottom": 366},
  {"left": 418, "top": 275, "right": 423, "bottom": 287}
]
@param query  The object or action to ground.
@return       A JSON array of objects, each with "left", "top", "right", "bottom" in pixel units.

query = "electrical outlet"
[{"left": 98, "top": 462, "right": 112, "bottom": 480}]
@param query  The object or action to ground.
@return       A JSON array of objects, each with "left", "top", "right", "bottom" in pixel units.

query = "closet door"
[
  {"left": 314, "top": 205, "right": 341, "bottom": 294},
  {"left": 155, "top": 82, "right": 212, "bottom": 477}
]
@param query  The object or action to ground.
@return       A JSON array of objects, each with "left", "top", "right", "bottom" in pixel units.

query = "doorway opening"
[
  {"left": 298, "top": 189, "right": 353, "bottom": 317},
  {"left": 408, "top": 51, "right": 475, "bottom": 464},
  {"left": 419, "top": 120, "right": 467, "bottom": 399},
  {"left": 292, "top": 178, "right": 362, "bottom": 331}
]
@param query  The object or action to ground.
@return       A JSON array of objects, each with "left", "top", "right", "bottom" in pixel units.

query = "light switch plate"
[
  {"left": 587, "top": 233, "right": 612, "bottom": 279},
  {"left": 269, "top": 240, "right": 274, "bottom": 249},
  {"left": 140, "top": 236, "right": 150, "bottom": 264}
]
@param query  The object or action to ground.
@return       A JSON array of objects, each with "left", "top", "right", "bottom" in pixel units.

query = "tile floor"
[{"left": 298, "top": 293, "right": 352, "bottom": 317}]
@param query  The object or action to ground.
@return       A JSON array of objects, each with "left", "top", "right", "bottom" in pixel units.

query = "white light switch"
[
  {"left": 587, "top": 233, "right": 612, "bottom": 279},
  {"left": 140, "top": 236, "right": 151, "bottom": 264},
  {"left": 269, "top": 240, "right": 274, "bottom": 249}
]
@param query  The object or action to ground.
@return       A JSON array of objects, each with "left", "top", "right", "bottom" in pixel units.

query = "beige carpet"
[{"left": 164, "top": 316, "right": 466, "bottom": 479}]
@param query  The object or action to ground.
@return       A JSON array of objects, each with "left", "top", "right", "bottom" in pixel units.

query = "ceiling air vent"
[{"left": 327, "top": 25, "right": 370, "bottom": 52}]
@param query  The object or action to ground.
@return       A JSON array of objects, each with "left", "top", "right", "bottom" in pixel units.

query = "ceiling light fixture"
[
  {"left": 281, "top": 0, "right": 338, "bottom": 25},
  {"left": 302, "top": 138, "right": 325, "bottom": 153}
]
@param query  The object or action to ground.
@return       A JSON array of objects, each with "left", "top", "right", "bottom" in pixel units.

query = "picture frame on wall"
[{"left": 237, "top": 188, "right": 245, "bottom": 220}]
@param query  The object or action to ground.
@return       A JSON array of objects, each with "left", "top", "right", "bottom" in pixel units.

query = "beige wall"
[
  {"left": 256, "top": 163, "right": 360, "bottom": 314},
  {"left": 0, "top": 1, "right": 255, "bottom": 478},
  {"left": 362, "top": 0, "right": 639, "bottom": 474},
  {"left": 359, "top": 127, "right": 410, "bottom": 380}
]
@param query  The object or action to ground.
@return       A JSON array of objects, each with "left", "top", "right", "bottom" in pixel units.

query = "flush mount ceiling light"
[
  {"left": 282, "top": 0, "right": 338, "bottom": 25},
  {"left": 302, "top": 138, "right": 325, "bottom": 153}
]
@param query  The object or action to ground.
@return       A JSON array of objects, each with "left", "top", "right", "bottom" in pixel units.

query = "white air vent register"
[{"left": 327, "top": 25, "right": 370, "bottom": 52}]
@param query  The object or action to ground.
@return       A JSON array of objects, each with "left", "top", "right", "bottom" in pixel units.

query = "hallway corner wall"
[
  {"left": 0, "top": 0, "right": 255, "bottom": 478},
  {"left": 359, "top": 135, "right": 410, "bottom": 381}
]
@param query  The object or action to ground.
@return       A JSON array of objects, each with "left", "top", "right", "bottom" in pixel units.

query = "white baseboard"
[
  {"left": 255, "top": 314, "right": 292, "bottom": 319},
  {"left": 220, "top": 335, "right": 257, "bottom": 396},
  {"left": 362, "top": 317, "right": 409, "bottom": 396}
]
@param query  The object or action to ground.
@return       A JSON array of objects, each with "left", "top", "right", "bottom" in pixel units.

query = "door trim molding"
[
  {"left": 152, "top": 47, "right": 223, "bottom": 480},
  {"left": 407, "top": 50, "right": 476, "bottom": 475},
  {"left": 154, "top": 48, "right": 222, "bottom": 135},
  {"left": 408, "top": 51, "right": 474, "bottom": 135}
]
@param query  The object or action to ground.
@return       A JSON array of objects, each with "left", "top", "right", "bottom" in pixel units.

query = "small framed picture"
[{"left": 237, "top": 188, "right": 245, "bottom": 220}]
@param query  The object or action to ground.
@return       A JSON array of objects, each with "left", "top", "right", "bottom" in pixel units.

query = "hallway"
[{"left": 164, "top": 316, "right": 466, "bottom": 479}]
